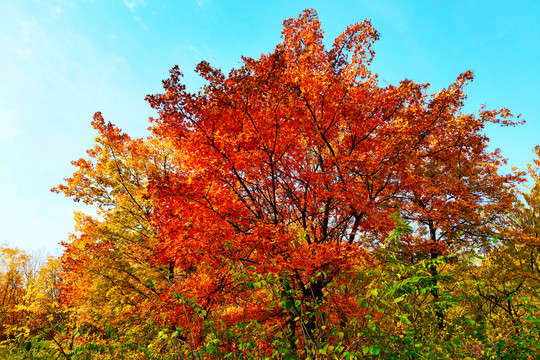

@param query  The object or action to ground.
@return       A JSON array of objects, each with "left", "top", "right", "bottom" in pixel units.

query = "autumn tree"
[
  {"left": 469, "top": 146, "right": 540, "bottom": 352},
  {"left": 52, "top": 114, "right": 183, "bottom": 354},
  {"left": 0, "top": 246, "right": 66, "bottom": 353},
  {"left": 387, "top": 88, "right": 524, "bottom": 329},
  {"left": 142, "top": 8, "right": 523, "bottom": 354},
  {"left": 0, "top": 245, "right": 32, "bottom": 339},
  {"left": 42, "top": 8, "right": 532, "bottom": 358}
]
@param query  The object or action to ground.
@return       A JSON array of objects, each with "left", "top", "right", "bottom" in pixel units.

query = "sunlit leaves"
[{"left": 24, "top": 8, "right": 534, "bottom": 359}]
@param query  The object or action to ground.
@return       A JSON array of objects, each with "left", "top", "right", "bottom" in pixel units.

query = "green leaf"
[{"left": 282, "top": 300, "right": 293, "bottom": 309}]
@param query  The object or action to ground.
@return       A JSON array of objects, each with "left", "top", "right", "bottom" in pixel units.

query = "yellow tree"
[
  {"left": 0, "top": 245, "right": 31, "bottom": 339},
  {"left": 452, "top": 146, "right": 540, "bottom": 358},
  {"left": 52, "top": 113, "right": 180, "bottom": 352}
]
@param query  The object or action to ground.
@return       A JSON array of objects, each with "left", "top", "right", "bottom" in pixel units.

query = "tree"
[
  {"left": 0, "top": 246, "right": 65, "bottom": 351},
  {"left": 44, "top": 8, "right": 529, "bottom": 358},
  {"left": 52, "top": 113, "right": 182, "bottom": 355},
  {"left": 485, "top": 146, "right": 540, "bottom": 336},
  {"left": 0, "top": 245, "right": 32, "bottom": 339},
  {"left": 143, "top": 8, "right": 523, "bottom": 354}
]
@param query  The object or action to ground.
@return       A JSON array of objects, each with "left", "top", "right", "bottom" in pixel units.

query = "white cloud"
[
  {"left": 51, "top": 6, "right": 62, "bottom": 19},
  {"left": 1, "top": 18, "right": 48, "bottom": 58},
  {"left": 196, "top": 0, "right": 208, "bottom": 9},
  {"left": 185, "top": 44, "right": 201, "bottom": 56},
  {"left": 124, "top": 0, "right": 145, "bottom": 12},
  {"left": 133, "top": 15, "right": 148, "bottom": 31}
]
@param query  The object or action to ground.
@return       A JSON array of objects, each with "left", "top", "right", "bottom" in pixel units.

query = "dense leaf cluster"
[{"left": 2, "top": 10, "right": 539, "bottom": 359}]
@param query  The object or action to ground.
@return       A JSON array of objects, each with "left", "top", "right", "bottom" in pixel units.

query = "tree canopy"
[{"left": 2, "top": 9, "right": 538, "bottom": 360}]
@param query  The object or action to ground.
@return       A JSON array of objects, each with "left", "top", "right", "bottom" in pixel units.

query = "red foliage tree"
[{"left": 144, "top": 9, "right": 523, "bottom": 347}]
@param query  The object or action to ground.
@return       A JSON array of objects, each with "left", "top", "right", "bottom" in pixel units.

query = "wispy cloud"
[
  {"left": 124, "top": 0, "right": 145, "bottom": 12},
  {"left": 196, "top": 0, "right": 208, "bottom": 9},
  {"left": 0, "top": 19, "right": 34, "bottom": 58},
  {"left": 185, "top": 44, "right": 201, "bottom": 56},
  {"left": 19, "top": 19, "right": 33, "bottom": 44},
  {"left": 133, "top": 15, "right": 148, "bottom": 31},
  {"left": 51, "top": 6, "right": 62, "bottom": 19}
]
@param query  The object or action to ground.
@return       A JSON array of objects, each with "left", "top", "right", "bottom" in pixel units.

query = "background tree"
[
  {"left": 52, "top": 113, "right": 182, "bottom": 354},
  {"left": 461, "top": 146, "right": 540, "bottom": 355},
  {"left": 0, "top": 245, "right": 32, "bottom": 339}
]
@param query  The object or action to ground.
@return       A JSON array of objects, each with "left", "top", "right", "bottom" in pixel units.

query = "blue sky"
[{"left": 1, "top": 0, "right": 539, "bottom": 254}]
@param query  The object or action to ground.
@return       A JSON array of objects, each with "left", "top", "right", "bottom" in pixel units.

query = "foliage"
[{"left": 2, "top": 9, "right": 539, "bottom": 360}]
